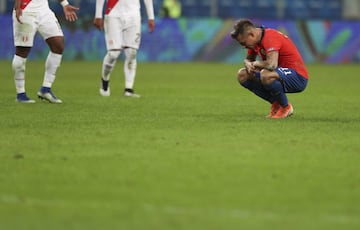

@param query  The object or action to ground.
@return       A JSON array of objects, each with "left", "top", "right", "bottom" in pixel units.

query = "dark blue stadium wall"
[{"left": 1, "top": 15, "right": 359, "bottom": 63}]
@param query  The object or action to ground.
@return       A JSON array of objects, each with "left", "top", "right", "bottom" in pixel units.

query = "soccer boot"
[
  {"left": 100, "top": 87, "right": 111, "bottom": 96},
  {"left": 37, "top": 87, "right": 63, "bottom": 104},
  {"left": 271, "top": 103, "right": 294, "bottom": 119},
  {"left": 100, "top": 79, "right": 110, "bottom": 96},
  {"left": 16, "top": 92, "right": 35, "bottom": 103},
  {"left": 124, "top": 88, "right": 140, "bottom": 98},
  {"left": 266, "top": 101, "right": 280, "bottom": 118}
]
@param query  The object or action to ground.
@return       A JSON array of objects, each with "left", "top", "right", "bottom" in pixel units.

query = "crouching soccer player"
[{"left": 231, "top": 19, "right": 309, "bottom": 118}]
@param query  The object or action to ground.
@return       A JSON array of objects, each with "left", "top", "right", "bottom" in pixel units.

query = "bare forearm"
[
  {"left": 254, "top": 60, "right": 276, "bottom": 71},
  {"left": 255, "top": 51, "right": 279, "bottom": 71},
  {"left": 14, "top": 0, "right": 21, "bottom": 9}
]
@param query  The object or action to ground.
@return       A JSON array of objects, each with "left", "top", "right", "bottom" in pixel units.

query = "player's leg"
[
  {"left": 99, "top": 16, "right": 122, "bottom": 96},
  {"left": 277, "top": 68, "right": 308, "bottom": 94},
  {"left": 101, "top": 49, "right": 121, "bottom": 96},
  {"left": 260, "top": 69, "right": 293, "bottom": 118},
  {"left": 237, "top": 68, "right": 281, "bottom": 117},
  {"left": 266, "top": 67, "right": 308, "bottom": 118},
  {"left": 237, "top": 68, "right": 275, "bottom": 103},
  {"left": 12, "top": 11, "right": 36, "bottom": 103},
  {"left": 122, "top": 15, "right": 141, "bottom": 98},
  {"left": 13, "top": 47, "right": 34, "bottom": 103},
  {"left": 37, "top": 9, "right": 64, "bottom": 103},
  {"left": 123, "top": 48, "right": 139, "bottom": 97}
]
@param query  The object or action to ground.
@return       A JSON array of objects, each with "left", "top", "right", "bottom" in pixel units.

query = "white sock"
[
  {"left": 124, "top": 48, "right": 137, "bottom": 89},
  {"left": 102, "top": 50, "right": 121, "bottom": 81},
  {"left": 12, "top": 55, "right": 27, "bottom": 94},
  {"left": 42, "top": 52, "right": 62, "bottom": 88}
]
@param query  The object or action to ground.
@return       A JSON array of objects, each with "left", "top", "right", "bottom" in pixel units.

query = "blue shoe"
[
  {"left": 16, "top": 92, "right": 35, "bottom": 103},
  {"left": 37, "top": 87, "right": 63, "bottom": 104}
]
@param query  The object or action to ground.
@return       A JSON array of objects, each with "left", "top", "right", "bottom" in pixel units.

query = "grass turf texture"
[{"left": 0, "top": 61, "right": 359, "bottom": 230}]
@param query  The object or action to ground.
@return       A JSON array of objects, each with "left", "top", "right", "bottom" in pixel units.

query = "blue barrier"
[
  {"left": 1, "top": 16, "right": 359, "bottom": 63},
  {"left": 1, "top": 0, "right": 343, "bottom": 20}
]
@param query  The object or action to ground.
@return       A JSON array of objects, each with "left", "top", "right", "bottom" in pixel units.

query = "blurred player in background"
[
  {"left": 231, "top": 19, "right": 309, "bottom": 118},
  {"left": 12, "top": 0, "right": 78, "bottom": 103},
  {"left": 161, "top": 0, "right": 181, "bottom": 19},
  {"left": 94, "top": 0, "right": 155, "bottom": 98}
]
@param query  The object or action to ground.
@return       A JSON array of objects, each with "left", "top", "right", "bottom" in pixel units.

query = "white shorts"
[
  {"left": 12, "top": 8, "right": 63, "bottom": 47},
  {"left": 104, "top": 15, "right": 141, "bottom": 50}
]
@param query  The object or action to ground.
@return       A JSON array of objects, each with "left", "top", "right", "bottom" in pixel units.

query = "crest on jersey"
[
  {"left": 260, "top": 48, "right": 266, "bottom": 55},
  {"left": 22, "top": 36, "right": 29, "bottom": 43}
]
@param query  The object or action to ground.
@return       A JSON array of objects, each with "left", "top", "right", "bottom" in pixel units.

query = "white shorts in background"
[
  {"left": 12, "top": 8, "right": 63, "bottom": 47},
  {"left": 104, "top": 15, "right": 141, "bottom": 50}
]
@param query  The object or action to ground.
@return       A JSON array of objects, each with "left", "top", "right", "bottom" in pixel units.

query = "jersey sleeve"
[
  {"left": 262, "top": 31, "right": 282, "bottom": 53},
  {"left": 143, "top": 0, "right": 155, "bottom": 20},
  {"left": 95, "top": 0, "right": 105, "bottom": 18}
]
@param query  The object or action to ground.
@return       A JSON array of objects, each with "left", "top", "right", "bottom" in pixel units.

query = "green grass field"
[{"left": 0, "top": 60, "right": 359, "bottom": 230}]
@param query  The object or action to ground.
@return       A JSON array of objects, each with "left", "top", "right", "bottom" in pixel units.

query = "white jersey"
[
  {"left": 19, "top": 0, "right": 49, "bottom": 12},
  {"left": 95, "top": 0, "right": 154, "bottom": 20}
]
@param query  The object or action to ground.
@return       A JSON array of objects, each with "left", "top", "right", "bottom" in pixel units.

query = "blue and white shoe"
[
  {"left": 37, "top": 87, "right": 63, "bottom": 104},
  {"left": 16, "top": 92, "right": 35, "bottom": 103}
]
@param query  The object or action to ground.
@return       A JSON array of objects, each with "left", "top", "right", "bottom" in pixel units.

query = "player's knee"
[
  {"left": 260, "top": 69, "right": 278, "bottom": 85},
  {"left": 237, "top": 68, "right": 248, "bottom": 83},
  {"left": 108, "top": 50, "right": 121, "bottom": 61},
  {"left": 51, "top": 44, "right": 64, "bottom": 54},
  {"left": 12, "top": 55, "right": 26, "bottom": 72},
  {"left": 124, "top": 48, "right": 137, "bottom": 61},
  {"left": 46, "top": 37, "right": 64, "bottom": 54},
  {"left": 124, "top": 48, "right": 137, "bottom": 69}
]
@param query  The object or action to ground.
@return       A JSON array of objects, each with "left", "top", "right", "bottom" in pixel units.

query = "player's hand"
[
  {"left": 93, "top": 18, "right": 103, "bottom": 31},
  {"left": 252, "top": 60, "right": 263, "bottom": 70},
  {"left": 244, "top": 59, "right": 257, "bottom": 73},
  {"left": 15, "top": 8, "right": 23, "bottom": 24},
  {"left": 148, "top": 19, "right": 155, "bottom": 33},
  {"left": 63, "top": 5, "right": 79, "bottom": 22}
]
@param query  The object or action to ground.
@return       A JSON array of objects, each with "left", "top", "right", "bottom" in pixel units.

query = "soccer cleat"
[
  {"left": 271, "top": 103, "right": 294, "bottom": 119},
  {"left": 266, "top": 101, "right": 280, "bottom": 118},
  {"left": 100, "top": 87, "right": 110, "bottom": 96},
  {"left": 16, "top": 92, "right": 35, "bottom": 103},
  {"left": 37, "top": 87, "right": 63, "bottom": 104},
  {"left": 124, "top": 88, "right": 140, "bottom": 98},
  {"left": 100, "top": 79, "right": 110, "bottom": 96}
]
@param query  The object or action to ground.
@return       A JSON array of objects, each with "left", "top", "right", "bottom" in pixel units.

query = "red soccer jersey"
[
  {"left": 105, "top": 0, "right": 119, "bottom": 14},
  {"left": 248, "top": 28, "right": 309, "bottom": 79},
  {"left": 20, "top": 0, "right": 32, "bottom": 9}
]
